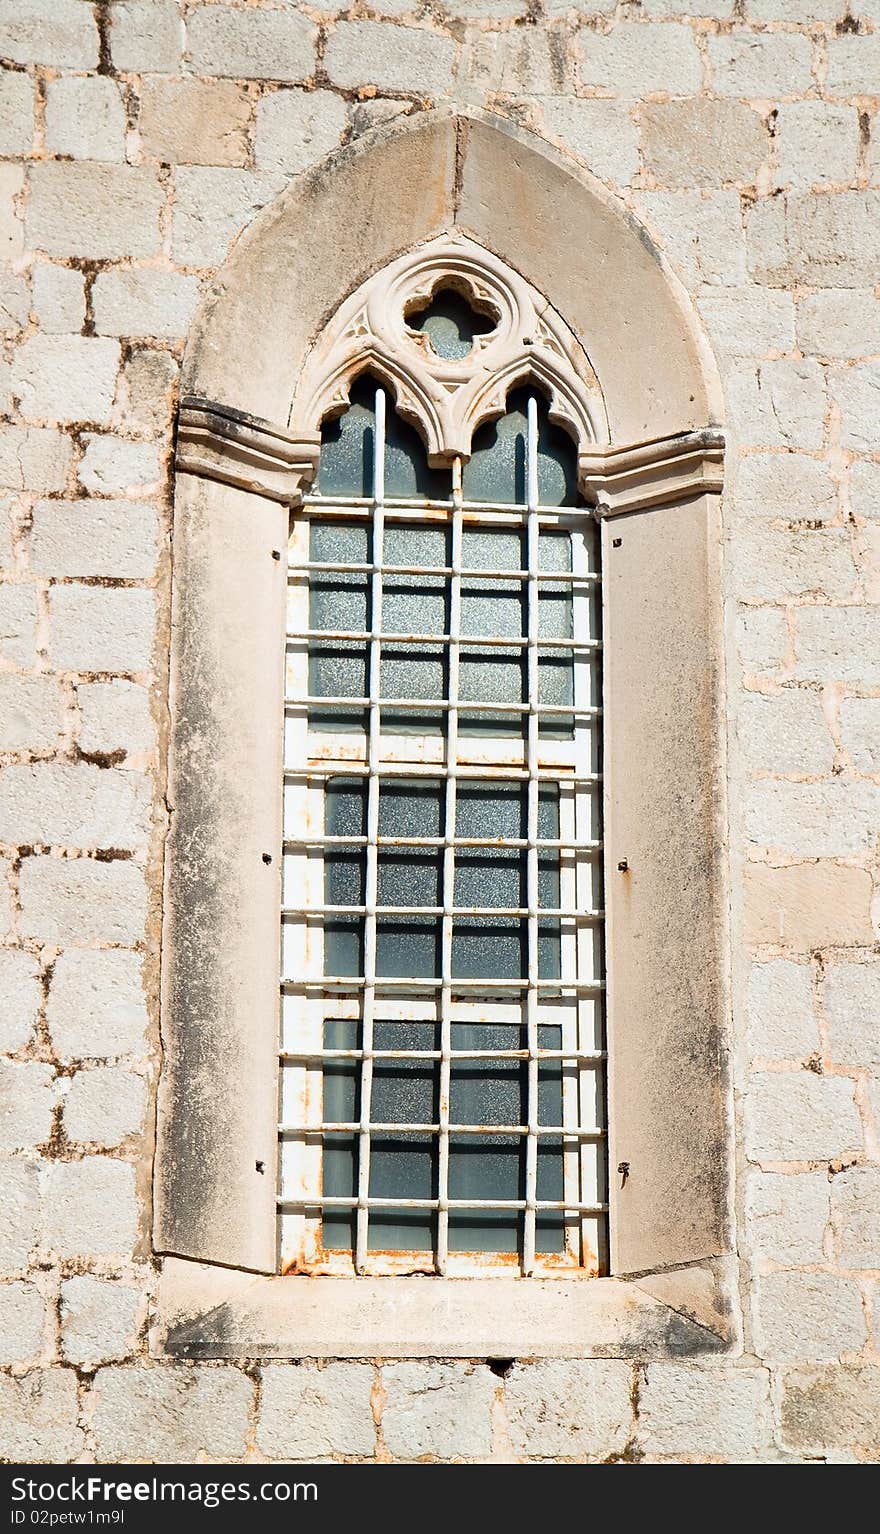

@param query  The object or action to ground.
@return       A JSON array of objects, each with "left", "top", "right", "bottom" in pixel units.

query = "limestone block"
[
  {"left": 48, "top": 949, "right": 148, "bottom": 1060},
  {"left": 381, "top": 1363, "right": 495, "bottom": 1460},
  {"left": 257, "top": 1363, "right": 375, "bottom": 1460}
]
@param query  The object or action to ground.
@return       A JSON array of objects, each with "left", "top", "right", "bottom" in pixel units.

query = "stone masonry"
[{"left": 1, "top": 0, "right": 879, "bottom": 1463}]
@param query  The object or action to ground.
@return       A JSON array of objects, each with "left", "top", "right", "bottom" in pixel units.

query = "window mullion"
[
  {"left": 355, "top": 385, "right": 387, "bottom": 1275},
  {"left": 437, "top": 455, "right": 463, "bottom": 1275},
  {"left": 523, "top": 392, "right": 540, "bottom": 1278}
]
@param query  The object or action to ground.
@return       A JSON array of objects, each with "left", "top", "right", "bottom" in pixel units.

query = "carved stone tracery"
[
  {"left": 289, "top": 233, "right": 606, "bottom": 475},
  {"left": 175, "top": 233, "right": 725, "bottom": 513}
]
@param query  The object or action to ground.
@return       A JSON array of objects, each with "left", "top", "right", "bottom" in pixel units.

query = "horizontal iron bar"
[
  {"left": 279, "top": 1122, "right": 605, "bottom": 1137},
  {"left": 286, "top": 696, "right": 601, "bottom": 717},
  {"left": 277, "top": 1195, "right": 609, "bottom": 1212},
  {"left": 291, "top": 561, "right": 600, "bottom": 583},
  {"left": 285, "top": 766, "right": 601, "bottom": 786},
  {"left": 280, "top": 1048, "right": 607, "bottom": 1063},
  {"left": 281, "top": 977, "right": 605, "bottom": 992},
  {"left": 281, "top": 905, "right": 604, "bottom": 919},
  {"left": 288, "top": 630, "right": 599, "bottom": 651},
  {"left": 283, "top": 834, "right": 603, "bottom": 849}
]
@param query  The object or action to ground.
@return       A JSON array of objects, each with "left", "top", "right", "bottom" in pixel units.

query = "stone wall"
[{"left": 1, "top": 0, "right": 879, "bottom": 1463}]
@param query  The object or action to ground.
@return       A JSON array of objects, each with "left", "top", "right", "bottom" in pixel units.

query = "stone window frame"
[{"left": 152, "top": 112, "right": 737, "bottom": 1361}]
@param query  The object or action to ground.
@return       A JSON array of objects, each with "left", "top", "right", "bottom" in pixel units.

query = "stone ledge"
[
  {"left": 153, "top": 1256, "right": 737, "bottom": 1360},
  {"left": 175, "top": 395, "right": 319, "bottom": 504},
  {"left": 580, "top": 429, "right": 725, "bottom": 517}
]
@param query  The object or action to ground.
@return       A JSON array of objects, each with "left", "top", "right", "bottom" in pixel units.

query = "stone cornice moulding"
[
  {"left": 289, "top": 232, "right": 607, "bottom": 466},
  {"left": 176, "top": 396, "right": 320, "bottom": 505},
  {"left": 579, "top": 429, "right": 726, "bottom": 518}
]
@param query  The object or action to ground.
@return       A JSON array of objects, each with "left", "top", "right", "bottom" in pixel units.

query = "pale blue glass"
[{"left": 408, "top": 288, "right": 493, "bottom": 361}]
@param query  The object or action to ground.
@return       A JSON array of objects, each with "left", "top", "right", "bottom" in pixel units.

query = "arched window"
[
  {"left": 155, "top": 114, "right": 732, "bottom": 1359},
  {"left": 281, "top": 376, "right": 604, "bottom": 1277}
]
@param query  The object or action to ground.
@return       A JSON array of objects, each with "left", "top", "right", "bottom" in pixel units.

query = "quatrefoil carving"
[{"left": 289, "top": 234, "right": 606, "bottom": 470}]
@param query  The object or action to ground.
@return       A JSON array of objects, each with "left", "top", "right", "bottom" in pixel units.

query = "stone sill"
[{"left": 154, "top": 1256, "right": 737, "bottom": 1360}]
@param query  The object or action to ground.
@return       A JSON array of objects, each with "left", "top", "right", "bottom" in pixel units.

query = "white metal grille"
[{"left": 279, "top": 386, "right": 608, "bottom": 1277}]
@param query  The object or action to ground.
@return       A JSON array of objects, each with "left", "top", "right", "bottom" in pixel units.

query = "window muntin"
[{"left": 279, "top": 379, "right": 607, "bottom": 1277}]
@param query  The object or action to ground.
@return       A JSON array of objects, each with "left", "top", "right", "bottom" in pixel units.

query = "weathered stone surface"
[
  {"left": 93, "top": 269, "right": 200, "bottom": 340},
  {"left": 707, "top": 31, "right": 813, "bottom": 98},
  {"left": 255, "top": 89, "right": 347, "bottom": 176},
  {"left": 736, "top": 607, "right": 789, "bottom": 677},
  {"left": 139, "top": 78, "right": 252, "bottom": 167},
  {"left": 744, "top": 780, "right": 880, "bottom": 859},
  {"left": 732, "top": 526, "right": 855, "bottom": 604},
  {"left": 504, "top": 1360, "right": 633, "bottom": 1459},
  {"left": 61, "top": 1275, "right": 142, "bottom": 1368},
  {"left": 78, "top": 679, "right": 155, "bottom": 758},
  {"left": 0, "top": 1158, "right": 39, "bottom": 1270},
  {"left": 840, "top": 696, "right": 880, "bottom": 773},
  {"left": 829, "top": 362, "right": 880, "bottom": 452},
  {"left": 638, "top": 1365, "right": 771, "bottom": 1460},
  {"left": 824, "top": 962, "right": 880, "bottom": 1068},
  {"left": 0, "top": 1280, "right": 45, "bottom": 1366},
  {"left": 748, "top": 192, "right": 880, "bottom": 288},
  {"left": 32, "top": 265, "right": 85, "bottom": 336},
  {"left": 28, "top": 165, "right": 165, "bottom": 261},
  {"left": 831, "top": 1167, "right": 880, "bottom": 1269},
  {"left": 171, "top": 167, "right": 280, "bottom": 267},
  {"left": 636, "top": 190, "right": 746, "bottom": 286},
  {"left": 540, "top": 99, "right": 639, "bottom": 184},
  {"left": 747, "top": 959, "right": 817, "bottom": 1062},
  {"left": 698, "top": 290, "right": 795, "bottom": 360},
  {"left": 775, "top": 103, "right": 859, "bottom": 189},
  {"left": 48, "top": 949, "right": 148, "bottom": 1060},
  {"left": 0, "top": 426, "right": 72, "bottom": 493},
  {"left": 10, "top": 337, "right": 120, "bottom": 426},
  {"left": 77, "top": 436, "right": 161, "bottom": 494},
  {"left": 578, "top": 22, "right": 702, "bottom": 96},
  {"left": 0, "top": 0, "right": 98, "bottom": 68},
  {"left": 0, "top": 1370, "right": 84, "bottom": 1462},
  {"left": 91, "top": 1366, "right": 253, "bottom": 1461},
  {"left": 19, "top": 857, "right": 148, "bottom": 947},
  {"left": 381, "top": 1363, "right": 495, "bottom": 1460},
  {"left": 640, "top": 98, "right": 767, "bottom": 189},
  {"left": 733, "top": 452, "right": 836, "bottom": 521},
  {"left": 782, "top": 1365, "right": 880, "bottom": 1455},
  {"left": 48, "top": 585, "right": 155, "bottom": 674},
  {"left": 0, "top": 675, "right": 62, "bottom": 755},
  {"left": 745, "top": 1071, "right": 862, "bottom": 1162},
  {"left": 754, "top": 1271, "right": 866, "bottom": 1363},
  {"left": 0, "top": 70, "right": 35, "bottom": 157},
  {"left": 109, "top": 0, "right": 181, "bottom": 72},
  {"left": 0, "top": 1059, "right": 55, "bottom": 1151},
  {"left": 743, "top": 862, "right": 875, "bottom": 950},
  {"left": 44, "top": 76, "right": 126, "bottom": 163},
  {"left": 30, "top": 499, "right": 159, "bottom": 580},
  {"left": 258, "top": 1363, "right": 375, "bottom": 1460},
  {"left": 41, "top": 1158, "right": 138, "bottom": 1260},
  {"left": 794, "top": 607, "right": 880, "bottom": 685},
  {"left": 745, "top": 1170, "right": 830, "bottom": 1265},
  {"left": 186, "top": 5, "right": 316, "bottom": 82},
  {"left": 739, "top": 689, "right": 833, "bottom": 778},
  {"left": 326, "top": 22, "right": 456, "bottom": 94},
  {"left": 727, "top": 359, "right": 826, "bottom": 449},
  {"left": 63, "top": 1066, "right": 147, "bottom": 1147},
  {"left": 0, "top": 763, "right": 152, "bottom": 852},
  {"left": 0, "top": 948, "right": 41, "bottom": 1053},
  {"left": 798, "top": 291, "right": 880, "bottom": 359}
]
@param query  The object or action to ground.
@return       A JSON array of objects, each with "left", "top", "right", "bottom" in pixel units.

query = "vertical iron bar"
[
  {"left": 355, "top": 385, "right": 385, "bottom": 1273},
  {"left": 523, "top": 393, "right": 540, "bottom": 1276},
  {"left": 437, "top": 455, "right": 463, "bottom": 1274}
]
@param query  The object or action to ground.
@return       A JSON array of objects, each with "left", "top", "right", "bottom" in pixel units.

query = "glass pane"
[
  {"left": 316, "top": 375, "right": 450, "bottom": 501},
  {"left": 376, "top": 780, "right": 443, "bottom": 978},
  {"left": 321, "top": 1016, "right": 359, "bottom": 1251},
  {"left": 309, "top": 521, "right": 370, "bottom": 730},
  {"left": 462, "top": 387, "right": 579, "bottom": 506},
  {"left": 316, "top": 378, "right": 376, "bottom": 497},
  {"left": 408, "top": 287, "right": 495, "bottom": 361},
  {"left": 323, "top": 779, "right": 366, "bottom": 977}
]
